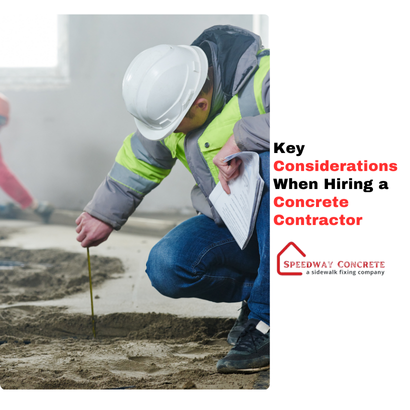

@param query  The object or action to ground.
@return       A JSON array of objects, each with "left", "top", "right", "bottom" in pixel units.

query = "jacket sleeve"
[
  {"left": 84, "top": 176, "right": 142, "bottom": 230},
  {"left": 84, "top": 130, "right": 176, "bottom": 230},
  {"left": 233, "top": 70, "right": 270, "bottom": 152}
]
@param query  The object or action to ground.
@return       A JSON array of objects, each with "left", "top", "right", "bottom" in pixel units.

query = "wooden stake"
[{"left": 87, "top": 247, "right": 96, "bottom": 338}]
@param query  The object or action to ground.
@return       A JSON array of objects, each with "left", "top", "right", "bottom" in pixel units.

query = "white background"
[{"left": 271, "top": 1, "right": 410, "bottom": 409}]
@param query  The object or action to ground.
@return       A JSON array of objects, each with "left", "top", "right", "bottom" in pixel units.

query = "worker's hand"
[
  {"left": 212, "top": 135, "right": 242, "bottom": 194},
  {"left": 75, "top": 212, "right": 113, "bottom": 248}
]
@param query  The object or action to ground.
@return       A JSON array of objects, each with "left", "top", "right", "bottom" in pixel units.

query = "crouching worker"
[{"left": 75, "top": 25, "right": 270, "bottom": 373}]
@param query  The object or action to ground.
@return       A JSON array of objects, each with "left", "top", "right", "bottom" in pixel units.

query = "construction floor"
[
  {"left": 0, "top": 209, "right": 269, "bottom": 391},
  {"left": 0, "top": 209, "right": 241, "bottom": 317}
]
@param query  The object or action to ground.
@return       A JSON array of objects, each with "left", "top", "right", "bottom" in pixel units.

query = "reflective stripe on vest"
[{"left": 111, "top": 133, "right": 172, "bottom": 195}]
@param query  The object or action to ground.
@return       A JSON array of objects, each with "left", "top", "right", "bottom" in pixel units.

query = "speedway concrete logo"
[{"left": 277, "top": 242, "right": 385, "bottom": 277}]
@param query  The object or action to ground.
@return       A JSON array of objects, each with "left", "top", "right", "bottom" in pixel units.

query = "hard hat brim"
[
  {"left": 134, "top": 46, "right": 208, "bottom": 141},
  {"left": 134, "top": 116, "right": 177, "bottom": 141}
]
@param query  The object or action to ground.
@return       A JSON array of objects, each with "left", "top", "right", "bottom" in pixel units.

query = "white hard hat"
[{"left": 122, "top": 44, "right": 208, "bottom": 141}]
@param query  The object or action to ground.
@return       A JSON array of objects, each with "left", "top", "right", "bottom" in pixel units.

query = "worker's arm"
[
  {"left": 213, "top": 70, "right": 270, "bottom": 194},
  {"left": 233, "top": 70, "right": 270, "bottom": 152},
  {"left": 212, "top": 135, "right": 241, "bottom": 195},
  {"left": 81, "top": 131, "right": 176, "bottom": 234},
  {"left": 83, "top": 175, "right": 143, "bottom": 230},
  {"left": 233, "top": 112, "right": 270, "bottom": 152}
]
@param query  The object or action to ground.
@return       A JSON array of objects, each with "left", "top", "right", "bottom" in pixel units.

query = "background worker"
[
  {"left": 76, "top": 25, "right": 270, "bottom": 373},
  {"left": 0, "top": 93, "right": 54, "bottom": 222}
]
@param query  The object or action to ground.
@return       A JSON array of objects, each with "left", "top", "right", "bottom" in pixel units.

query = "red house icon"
[{"left": 277, "top": 242, "right": 306, "bottom": 276}]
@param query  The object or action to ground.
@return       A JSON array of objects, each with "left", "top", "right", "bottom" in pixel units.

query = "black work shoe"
[
  {"left": 227, "top": 300, "right": 250, "bottom": 345},
  {"left": 217, "top": 319, "right": 270, "bottom": 373},
  {"left": 34, "top": 201, "right": 54, "bottom": 223}
]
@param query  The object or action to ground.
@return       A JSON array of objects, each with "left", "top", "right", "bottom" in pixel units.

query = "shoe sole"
[{"left": 217, "top": 364, "right": 270, "bottom": 374}]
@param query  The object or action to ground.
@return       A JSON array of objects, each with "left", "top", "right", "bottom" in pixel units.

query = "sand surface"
[{"left": 0, "top": 245, "right": 267, "bottom": 390}]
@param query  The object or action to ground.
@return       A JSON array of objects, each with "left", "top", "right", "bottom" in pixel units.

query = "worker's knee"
[{"left": 146, "top": 241, "right": 185, "bottom": 299}]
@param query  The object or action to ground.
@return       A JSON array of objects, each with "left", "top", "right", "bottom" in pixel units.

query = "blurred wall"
[{"left": 0, "top": 15, "right": 268, "bottom": 215}]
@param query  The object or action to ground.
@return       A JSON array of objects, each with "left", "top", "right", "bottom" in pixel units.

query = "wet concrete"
[{"left": 0, "top": 216, "right": 270, "bottom": 391}]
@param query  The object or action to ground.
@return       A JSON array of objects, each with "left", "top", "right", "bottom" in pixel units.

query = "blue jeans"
[{"left": 146, "top": 151, "right": 270, "bottom": 325}]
